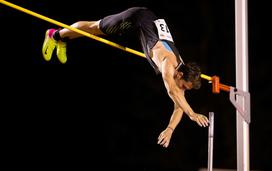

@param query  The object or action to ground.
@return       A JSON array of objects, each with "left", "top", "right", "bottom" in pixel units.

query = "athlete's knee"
[
  {"left": 71, "top": 21, "right": 90, "bottom": 29},
  {"left": 87, "top": 21, "right": 99, "bottom": 30},
  {"left": 70, "top": 21, "right": 101, "bottom": 34},
  {"left": 88, "top": 20, "right": 105, "bottom": 35}
]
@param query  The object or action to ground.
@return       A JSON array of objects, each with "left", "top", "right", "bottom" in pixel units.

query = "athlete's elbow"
[{"left": 167, "top": 88, "right": 181, "bottom": 103}]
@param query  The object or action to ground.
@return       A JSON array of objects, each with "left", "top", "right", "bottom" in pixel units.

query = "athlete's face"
[
  {"left": 181, "top": 80, "right": 193, "bottom": 90},
  {"left": 174, "top": 72, "right": 193, "bottom": 90}
]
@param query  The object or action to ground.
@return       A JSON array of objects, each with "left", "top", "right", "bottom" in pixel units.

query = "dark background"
[{"left": 1, "top": 0, "right": 270, "bottom": 170}]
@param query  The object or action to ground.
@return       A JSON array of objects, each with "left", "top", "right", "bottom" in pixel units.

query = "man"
[{"left": 42, "top": 7, "right": 209, "bottom": 148}]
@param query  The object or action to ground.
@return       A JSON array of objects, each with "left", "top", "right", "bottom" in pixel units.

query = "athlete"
[{"left": 42, "top": 7, "right": 209, "bottom": 148}]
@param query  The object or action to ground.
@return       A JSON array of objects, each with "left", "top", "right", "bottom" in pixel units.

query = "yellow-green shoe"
[
  {"left": 56, "top": 41, "right": 67, "bottom": 64},
  {"left": 42, "top": 29, "right": 57, "bottom": 61}
]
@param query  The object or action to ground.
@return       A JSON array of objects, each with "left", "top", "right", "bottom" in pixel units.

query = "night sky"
[{"left": 1, "top": 0, "right": 270, "bottom": 170}]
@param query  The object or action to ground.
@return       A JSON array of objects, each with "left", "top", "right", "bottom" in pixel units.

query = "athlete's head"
[{"left": 177, "top": 62, "right": 202, "bottom": 90}]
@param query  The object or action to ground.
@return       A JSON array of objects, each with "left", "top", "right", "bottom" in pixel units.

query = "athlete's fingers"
[
  {"left": 199, "top": 118, "right": 206, "bottom": 127},
  {"left": 202, "top": 116, "right": 209, "bottom": 127},
  {"left": 158, "top": 132, "right": 164, "bottom": 139},
  {"left": 161, "top": 139, "right": 168, "bottom": 147},
  {"left": 159, "top": 135, "right": 169, "bottom": 146},
  {"left": 195, "top": 119, "right": 202, "bottom": 127},
  {"left": 159, "top": 137, "right": 165, "bottom": 145},
  {"left": 158, "top": 133, "right": 165, "bottom": 144},
  {"left": 197, "top": 115, "right": 209, "bottom": 127},
  {"left": 162, "top": 137, "right": 168, "bottom": 145},
  {"left": 204, "top": 117, "right": 210, "bottom": 126},
  {"left": 203, "top": 119, "right": 209, "bottom": 127},
  {"left": 157, "top": 137, "right": 162, "bottom": 144},
  {"left": 163, "top": 142, "right": 169, "bottom": 148}
]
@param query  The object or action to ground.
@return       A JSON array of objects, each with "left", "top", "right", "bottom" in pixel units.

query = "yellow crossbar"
[{"left": 0, "top": 0, "right": 145, "bottom": 58}]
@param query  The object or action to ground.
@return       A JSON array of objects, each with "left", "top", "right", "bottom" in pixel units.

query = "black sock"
[
  {"left": 52, "top": 30, "right": 61, "bottom": 41},
  {"left": 53, "top": 30, "right": 69, "bottom": 42}
]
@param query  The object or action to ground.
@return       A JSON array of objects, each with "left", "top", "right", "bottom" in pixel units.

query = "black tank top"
[{"left": 99, "top": 7, "right": 184, "bottom": 73}]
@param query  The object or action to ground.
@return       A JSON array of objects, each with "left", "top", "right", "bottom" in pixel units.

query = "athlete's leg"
[
  {"left": 42, "top": 20, "right": 105, "bottom": 63},
  {"left": 58, "top": 20, "right": 105, "bottom": 39}
]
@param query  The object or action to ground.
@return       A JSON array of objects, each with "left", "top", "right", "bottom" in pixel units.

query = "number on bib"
[{"left": 154, "top": 19, "right": 174, "bottom": 42}]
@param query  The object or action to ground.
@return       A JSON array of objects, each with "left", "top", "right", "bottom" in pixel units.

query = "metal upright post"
[{"left": 235, "top": 0, "right": 250, "bottom": 170}]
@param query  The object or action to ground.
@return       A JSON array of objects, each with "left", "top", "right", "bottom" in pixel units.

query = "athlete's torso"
[{"left": 150, "top": 41, "right": 182, "bottom": 73}]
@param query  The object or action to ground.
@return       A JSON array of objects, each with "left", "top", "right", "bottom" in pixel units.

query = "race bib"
[{"left": 154, "top": 19, "right": 174, "bottom": 42}]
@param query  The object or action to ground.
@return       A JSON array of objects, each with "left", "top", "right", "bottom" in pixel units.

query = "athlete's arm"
[
  {"left": 157, "top": 104, "right": 183, "bottom": 148},
  {"left": 167, "top": 103, "right": 184, "bottom": 130},
  {"left": 161, "top": 58, "right": 194, "bottom": 116},
  {"left": 161, "top": 58, "right": 209, "bottom": 127}
]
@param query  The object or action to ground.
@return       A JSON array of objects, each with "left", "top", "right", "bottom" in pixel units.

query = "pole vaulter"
[
  {"left": 0, "top": 0, "right": 226, "bottom": 85},
  {"left": 0, "top": 0, "right": 250, "bottom": 126},
  {"left": 1, "top": 1, "right": 251, "bottom": 169}
]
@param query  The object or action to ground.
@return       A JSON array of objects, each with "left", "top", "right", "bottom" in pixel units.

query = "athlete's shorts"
[{"left": 99, "top": 7, "right": 181, "bottom": 73}]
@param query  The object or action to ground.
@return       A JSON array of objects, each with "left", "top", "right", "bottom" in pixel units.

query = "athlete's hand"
[
  {"left": 157, "top": 127, "right": 174, "bottom": 148},
  {"left": 189, "top": 113, "right": 209, "bottom": 127}
]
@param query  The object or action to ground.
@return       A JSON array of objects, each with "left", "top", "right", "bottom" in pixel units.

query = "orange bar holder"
[
  {"left": 202, "top": 74, "right": 250, "bottom": 123},
  {"left": 211, "top": 76, "right": 230, "bottom": 94}
]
